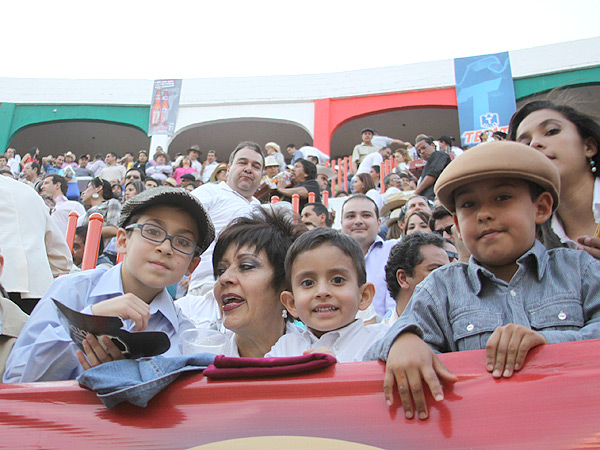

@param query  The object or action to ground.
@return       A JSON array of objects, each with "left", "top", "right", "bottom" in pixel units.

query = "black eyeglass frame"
[{"left": 125, "top": 223, "right": 200, "bottom": 255}]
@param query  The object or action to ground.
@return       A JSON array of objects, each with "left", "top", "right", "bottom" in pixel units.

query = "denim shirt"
[{"left": 365, "top": 241, "right": 600, "bottom": 361}]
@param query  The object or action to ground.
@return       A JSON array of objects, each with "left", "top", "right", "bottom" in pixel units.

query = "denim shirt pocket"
[
  {"left": 451, "top": 310, "right": 503, "bottom": 351},
  {"left": 528, "top": 297, "right": 584, "bottom": 331}
]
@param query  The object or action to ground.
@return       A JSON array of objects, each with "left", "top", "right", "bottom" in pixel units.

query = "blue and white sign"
[{"left": 454, "top": 52, "right": 516, "bottom": 147}]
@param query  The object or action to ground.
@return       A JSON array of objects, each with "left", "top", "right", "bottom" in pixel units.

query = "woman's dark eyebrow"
[{"left": 517, "top": 118, "right": 563, "bottom": 140}]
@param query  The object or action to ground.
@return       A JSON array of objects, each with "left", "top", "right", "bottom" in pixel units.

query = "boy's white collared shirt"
[{"left": 265, "top": 319, "right": 389, "bottom": 363}]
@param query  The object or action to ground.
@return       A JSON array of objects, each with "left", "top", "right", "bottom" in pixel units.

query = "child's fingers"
[
  {"left": 382, "top": 365, "right": 397, "bottom": 408},
  {"left": 501, "top": 332, "right": 523, "bottom": 378},
  {"left": 91, "top": 295, "right": 151, "bottom": 331},
  {"left": 395, "top": 368, "right": 417, "bottom": 419},
  {"left": 514, "top": 331, "right": 546, "bottom": 372},
  {"left": 101, "top": 336, "right": 126, "bottom": 361},
  {"left": 485, "top": 328, "right": 501, "bottom": 372},
  {"left": 406, "top": 366, "right": 429, "bottom": 420},
  {"left": 432, "top": 355, "right": 459, "bottom": 385},
  {"left": 76, "top": 350, "right": 91, "bottom": 371},
  {"left": 487, "top": 326, "right": 513, "bottom": 378},
  {"left": 119, "top": 305, "right": 150, "bottom": 331},
  {"left": 85, "top": 334, "right": 111, "bottom": 364}
]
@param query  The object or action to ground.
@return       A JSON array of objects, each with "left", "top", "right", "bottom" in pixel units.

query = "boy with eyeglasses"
[{"left": 4, "top": 188, "right": 215, "bottom": 382}]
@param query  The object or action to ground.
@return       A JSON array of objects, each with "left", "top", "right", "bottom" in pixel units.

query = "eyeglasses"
[
  {"left": 434, "top": 225, "right": 453, "bottom": 236},
  {"left": 125, "top": 223, "right": 199, "bottom": 255}
]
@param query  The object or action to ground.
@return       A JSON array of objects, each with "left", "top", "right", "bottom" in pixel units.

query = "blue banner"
[{"left": 454, "top": 52, "right": 516, "bottom": 147}]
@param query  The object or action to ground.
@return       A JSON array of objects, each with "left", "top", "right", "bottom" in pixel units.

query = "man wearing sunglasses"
[{"left": 429, "top": 205, "right": 454, "bottom": 242}]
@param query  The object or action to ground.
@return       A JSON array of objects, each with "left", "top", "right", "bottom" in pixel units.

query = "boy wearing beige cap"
[{"left": 365, "top": 141, "right": 600, "bottom": 420}]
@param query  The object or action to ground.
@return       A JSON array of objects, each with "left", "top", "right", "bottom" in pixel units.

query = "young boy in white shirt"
[
  {"left": 266, "top": 228, "right": 389, "bottom": 362},
  {"left": 4, "top": 187, "right": 215, "bottom": 382}
]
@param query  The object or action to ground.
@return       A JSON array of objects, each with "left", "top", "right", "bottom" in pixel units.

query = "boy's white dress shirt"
[{"left": 266, "top": 319, "right": 389, "bottom": 362}]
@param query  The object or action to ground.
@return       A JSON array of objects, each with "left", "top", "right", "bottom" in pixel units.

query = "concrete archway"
[
  {"left": 9, "top": 120, "right": 150, "bottom": 158},
  {"left": 330, "top": 106, "right": 460, "bottom": 159},
  {"left": 168, "top": 118, "right": 313, "bottom": 163}
]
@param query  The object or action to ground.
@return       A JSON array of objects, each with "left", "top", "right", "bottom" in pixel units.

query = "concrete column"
[{"left": 149, "top": 135, "right": 170, "bottom": 160}]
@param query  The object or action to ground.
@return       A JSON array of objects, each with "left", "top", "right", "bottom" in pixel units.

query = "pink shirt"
[{"left": 173, "top": 167, "right": 198, "bottom": 185}]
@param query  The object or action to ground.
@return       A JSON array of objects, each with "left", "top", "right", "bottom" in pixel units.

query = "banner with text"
[
  {"left": 454, "top": 52, "right": 516, "bottom": 147},
  {"left": 148, "top": 79, "right": 182, "bottom": 136}
]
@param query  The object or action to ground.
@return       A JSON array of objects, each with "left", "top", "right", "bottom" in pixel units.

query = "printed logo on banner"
[
  {"left": 480, "top": 112, "right": 499, "bottom": 129},
  {"left": 148, "top": 79, "right": 182, "bottom": 137},
  {"left": 454, "top": 52, "right": 516, "bottom": 147}
]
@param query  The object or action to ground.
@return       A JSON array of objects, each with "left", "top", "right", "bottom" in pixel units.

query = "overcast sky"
[{"left": 4, "top": 0, "right": 599, "bottom": 80}]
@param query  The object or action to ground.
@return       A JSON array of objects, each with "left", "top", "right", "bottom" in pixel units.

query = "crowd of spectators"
[{"left": 1, "top": 97, "right": 599, "bottom": 421}]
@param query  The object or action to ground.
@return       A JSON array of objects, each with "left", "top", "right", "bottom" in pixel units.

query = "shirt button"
[
  {"left": 510, "top": 290, "right": 516, "bottom": 297},
  {"left": 466, "top": 323, "right": 474, "bottom": 332},
  {"left": 558, "top": 311, "right": 567, "bottom": 320}
]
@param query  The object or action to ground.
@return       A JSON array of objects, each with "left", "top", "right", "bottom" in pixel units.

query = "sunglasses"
[{"left": 434, "top": 225, "right": 453, "bottom": 236}]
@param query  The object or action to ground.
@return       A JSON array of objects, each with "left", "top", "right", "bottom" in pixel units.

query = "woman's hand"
[{"left": 576, "top": 235, "right": 600, "bottom": 260}]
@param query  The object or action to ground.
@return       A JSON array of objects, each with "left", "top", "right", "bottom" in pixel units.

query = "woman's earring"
[
  {"left": 92, "top": 193, "right": 99, "bottom": 199},
  {"left": 281, "top": 309, "right": 288, "bottom": 319},
  {"left": 591, "top": 159, "right": 597, "bottom": 173}
]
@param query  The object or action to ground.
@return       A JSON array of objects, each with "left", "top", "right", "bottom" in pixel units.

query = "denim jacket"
[
  {"left": 365, "top": 241, "right": 600, "bottom": 360},
  {"left": 77, "top": 353, "right": 216, "bottom": 408}
]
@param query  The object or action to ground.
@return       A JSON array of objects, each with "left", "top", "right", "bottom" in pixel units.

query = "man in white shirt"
[
  {"left": 356, "top": 146, "right": 392, "bottom": 175},
  {"left": 21, "top": 161, "right": 42, "bottom": 189},
  {"left": 88, "top": 154, "right": 107, "bottom": 177},
  {"left": 177, "top": 142, "right": 264, "bottom": 327},
  {"left": 40, "top": 174, "right": 87, "bottom": 235},
  {"left": 0, "top": 176, "right": 72, "bottom": 313},
  {"left": 298, "top": 145, "right": 330, "bottom": 164},
  {"left": 187, "top": 145, "right": 203, "bottom": 172},
  {"left": 371, "top": 133, "right": 410, "bottom": 149},
  {"left": 5, "top": 148, "right": 21, "bottom": 178},
  {"left": 99, "top": 152, "right": 126, "bottom": 184},
  {"left": 201, "top": 150, "right": 219, "bottom": 183}
]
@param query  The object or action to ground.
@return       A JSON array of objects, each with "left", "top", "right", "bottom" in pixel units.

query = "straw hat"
[
  {"left": 265, "top": 142, "right": 281, "bottom": 153},
  {"left": 210, "top": 163, "right": 228, "bottom": 182},
  {"left": 264, "top": 155, "right": 280, "bottom": 167},
  {"left": 380, "top": 191, "right": 414, "bottom": 217},
  {"left": 316, "top": 165, "right": 336, "bottom": 181},
  {"left": 385, "top": 208, "right": 404, "bottom": 227}
]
